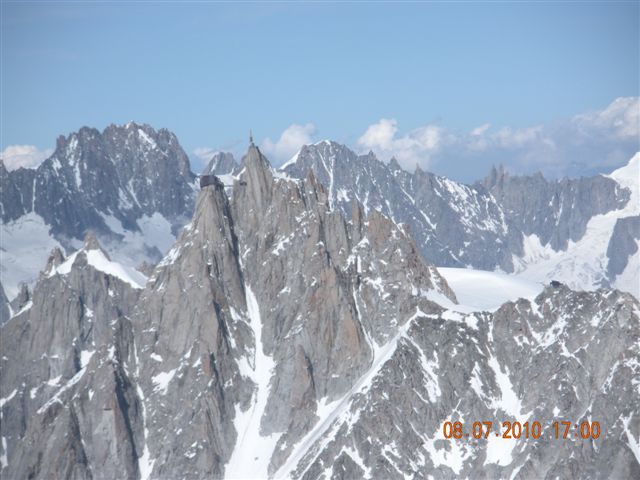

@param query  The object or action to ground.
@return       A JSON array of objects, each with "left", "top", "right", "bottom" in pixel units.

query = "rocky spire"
[
  {"left": 0, "top": 281, "right": 9, "bottom": 325},
  {"left": 234, "top": 139, "right": 275, "bottom": 223},
  {"left": 83, "top": 230, "right": 111, "bottom": 259},
  {"left": 9, "top": 283, "right": 30, "bottom": 314},
  {"left": 389, "top": 156, "right": 402, "bottom": 172},
  {"left": 41, "top": 247, "right": 66, "bottom": 278},
  {"left": 204, "top": 152, "right": 237, "bottom": 176}
]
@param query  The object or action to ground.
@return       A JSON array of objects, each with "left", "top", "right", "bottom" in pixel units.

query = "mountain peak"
[
  {"left": 205, "top": 151, "right": 237, "bottom": 176},
  {"left": 483, "top": 164, "right": 509, "bottom": 189},
  {"left": 608, "top": 151, "right": 640, "bottom": 188},
  {"left": 240, "top": 143, "right": 274, "bottom": 184},
  {"left": 243, "top": 142, "right": 270, "bottom": 168},
  {"left": 1, "top": 123, "right": 196, "bottom": 297},
  {"left": 234, "top": 142, "right": 275, "bottom": 216},
  {"left": 389, "top": 156, "right": 402, "bottom": 172},
  {"left": 83, "top": 230, "right": 109, "bottom": 257},
  {"left": 46, "top": 235, "right": 146, "bottom": 289},
  {"left": 41, "top": 247, "right": 66, "bottom": 278}
]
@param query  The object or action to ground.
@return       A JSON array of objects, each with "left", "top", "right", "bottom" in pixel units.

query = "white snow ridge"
[{"left": 225, "top": 284, "right": 280, "bottom": 479}]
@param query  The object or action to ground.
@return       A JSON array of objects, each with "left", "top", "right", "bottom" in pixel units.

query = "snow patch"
[
  {"left": 484, "top": 433, "right": 516, "bottom": 467},
  {"left": 152, "top": 368, "right": 178, "bottom": 395},
  {"left": 437, "top": 267, "right": 543, "bottom": 312},
  {"left": 0, "top": 212, "right": 64, "bottom": 299},
  {"left": 136, "top": 213, "right": 175, "bottom": 254},
  {"left": 272, "top": 235, "right": 293, "bottom": 256},
  {"left": 134, "top": 340, "right": 156, "bottom": 480},
  {"left": 423, "top": 433, "right": 471, "bottom": 475},
  {"left": 0, "top": 389, "right": 17, "bottom": 408},
  {"left": 38, "top": 368, "right": 87, "bottom": 414},
  {"left": 99, "top": 212, "right": 176, "bottom": 269},
  {"left": 225, "top": 284, "right": 279, "bottom": 479},
  {"left": 10, "top": 300, "right": 33, "bottom": 319},
  {"left": 621, "top": 413, "right": 640, "bottom": 465},
  {"left": 138, "top": 129, "right": 157, "bottom": 149},
  {"left": 46, "top": 375, "right": 62, "bottom": 387},
  {"left": 487, "top": 354, "right": 529, "bottom": 423},
  {"left": 80, "top": 350, "right": 95, "bottom": 369},
  {"left": 52, "top": 247, "right": 147, "bottom": 289}
]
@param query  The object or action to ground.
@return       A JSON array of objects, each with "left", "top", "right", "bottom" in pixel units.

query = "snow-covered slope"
[
  {"left": 514, "top": 153, "right": 639, "bottom": 296},
  {"left": 0, "top": 213, "right": 69, "bottom": 299},
  {"left": 615, "top": 248, "right": 640, "bottom": 294},
  {"left": 50, "top": 242, "right": 147, "bottom": 289},
  {"left": 437, "top": 267, "right": 543, "bottom": 311},
  {"left": 0, "top": 211, "right": 167, "bottom": 298}
]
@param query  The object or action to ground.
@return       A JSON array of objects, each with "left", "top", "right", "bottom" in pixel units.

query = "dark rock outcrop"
[{"left": 607, "top": 216, "right": 640, "bottom": 279}]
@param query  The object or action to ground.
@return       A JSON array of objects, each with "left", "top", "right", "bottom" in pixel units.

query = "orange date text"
[{"left": 442, "top": 420, "right": 601, "bottom": 440}]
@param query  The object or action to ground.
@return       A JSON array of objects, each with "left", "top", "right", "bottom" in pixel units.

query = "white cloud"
[
  {"left": 492, "top": 125, "right": 548, "bottom": 149},
  {"left": 261, "top": 123, "right": 317, "bottom": 164},
  {"left": 358, "top": 118, "right": 398, "bottom": 151},
  {"left": 1, "top": 145, "right": 53, "bottom": 171},
  {"left": 192, "top": 147, "right": 219, "bottom": 163},
  {"left": 470, "top": 123, "right": 491, "bottom": 136},
  {"left": 357, "top": 97, "right": 639, "bottom": 180},
  {"left": 572, "top": 96, "right": 639, "bottom": 139},
  {"left": 357, "top": 119, "right": 445, "bottom": 170}
]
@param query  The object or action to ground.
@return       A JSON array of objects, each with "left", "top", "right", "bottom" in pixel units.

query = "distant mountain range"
[
  {"left": 1, "top": 124, "right": 637, "bottom": 310},
  {"left": 1, "top": 123, "right": 196, "bottom": 301},
  {"left": 210, "top": 140, "right": 639, "bottom": 297}
]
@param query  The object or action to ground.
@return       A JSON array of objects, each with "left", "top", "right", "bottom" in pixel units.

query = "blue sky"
[{"left": 1, "top": 1, "right": 638, "bottom": 181}]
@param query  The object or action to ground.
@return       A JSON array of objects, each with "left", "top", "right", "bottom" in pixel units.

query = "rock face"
[
  {"left": 290, "top": 285, "right": 640, "bottom": 480},
  {"left": 481, "top": 166, "right": 628, "bottom": 251},
  {"left": 280, "top": 142, "right": 639, "bottom": 295},
  {"left": 0, "top": 282, "right": 10, "bottom": 325},
  {"left": 204, "top": 152, "right": 238, "bottom": 177},
  {"left": 0, "top": 236, "right": 143, "bottom": 479},
  {"left": 1, "top": 123, "right": 195, "bottom": 235},
  {"left": 129, "top": 143, "right": 455, "bottom": 479},
  {"left": 607, "top": 216, "right": 640, "bottom": 280},
  {"left": 0, "top": 122, "right": 196, "bottom": 298},
  {"left": 1, "top": 143, "right": 638, "bottom": 480},
  {"left": 506, "top": 154, "right": 639, "bottom": 296},
  {"left": 281, "top": 141, "right": 521, "bottom": 272}
]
